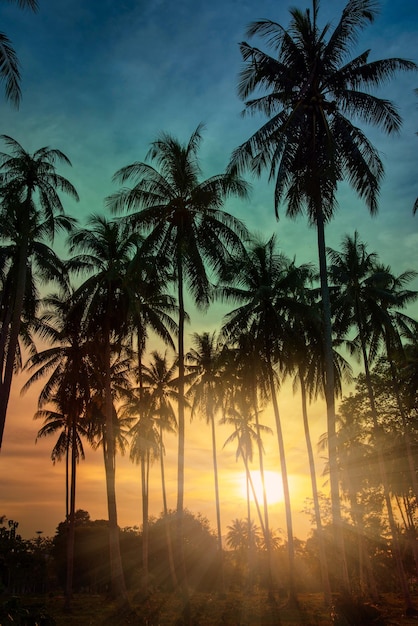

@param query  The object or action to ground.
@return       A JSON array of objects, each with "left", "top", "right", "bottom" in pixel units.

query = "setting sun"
[{"left": 239, "top": 470, "right": 284, "bottom": 505}]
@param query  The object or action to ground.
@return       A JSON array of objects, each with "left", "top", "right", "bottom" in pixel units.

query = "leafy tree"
[{"left": 229, "top": 2, "right": 416, "bottom": 591}]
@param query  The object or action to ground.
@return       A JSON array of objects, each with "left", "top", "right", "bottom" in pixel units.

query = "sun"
[{"left": 239, "top": 470, "right": 284, "bottom": 505}]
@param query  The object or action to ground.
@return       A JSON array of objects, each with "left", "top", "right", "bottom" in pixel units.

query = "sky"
[{"left": 0, "top": 0, "right": 417, "bottom": 541}]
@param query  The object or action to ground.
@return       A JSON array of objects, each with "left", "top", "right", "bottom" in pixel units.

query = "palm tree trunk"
[
  {"left": 103, "top": 323, "right": 128, "bottom": 603},
  {"left": 141, "top": 454, "right": 149, "bottom": 587},
  {"left": 251, "top": 384, "right": 274, "bottom": 598},
  {"left": 209, "top": 411, "right": 225, "bottom": 594},
  {"left": 159, "top": 426, "right": 178, "bottom": 589},
  {"left": 266, "top": 360, "right": 297, "bottom": 606},
  {"left": 299, "top": 370, "right": 332, "bottom": 605},
  {"left": 64, "top": 423, "right": 77, "bottom": 610},
  {"left": 316, "top": 210, "right": 350, "bottom": 592},
  {"left": 0, "top": 219, "right": 30, "bottom": 449},
  {"left": 175, "top": 255, "right": 191, "bottom": 624}
]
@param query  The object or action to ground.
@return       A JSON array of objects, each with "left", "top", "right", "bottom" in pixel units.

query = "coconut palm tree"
[
  {"left": 0, "top": 0, "right": 38, "bottom": 106},
  {"left": 186, "top": 331, "right": 226, "bottom": 590},
  {"left": 219, "top": 234, "right": 311, "bottom": 604},
  {"left": 228, "top": 1, "right": 416, "bottom": 578},
  {"left": 21, "top": 288, "right": 91, "bottom": 608},
  {"left": 108, "top": 124, "right": 249, "bottom": 519},
  {"left": 141, "top": 350, "right": 178, "bottom": 588},
  {"left": 121, "top": 388, "right": 159, "bottom": 587},
  {"left": 141, "top": 350, "right": 178, "bottom": 513},
  {"left": 221, "top": 394, "right": 272, "bottom": 589},
  {"left": 67, "top": 214, "right": 138, "bottom": 602},
  {"left": 329, "top": 231, "right": 415, "bottom": 606},
  {"left": 0, "top": 135, "right": 78, "bottom": 448}
]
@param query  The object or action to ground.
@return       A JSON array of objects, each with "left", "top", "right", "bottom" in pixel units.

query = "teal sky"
[{"left": 1, "top": 0, "right": 417, "bottom": 539}]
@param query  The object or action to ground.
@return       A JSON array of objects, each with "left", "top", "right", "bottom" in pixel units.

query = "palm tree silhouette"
[
  {"left": 329, "top": 231, "right": 415, "bottom": 607},
  {"left": 228, "top": 2, "right": 416, "bottom": 583},
  {"left": 67, "top": 214, "right": 138, "bottom": 602},
  {"left": 0, "top": 0, "right": 38, "bottom": 106},
  {"left": 186, "top": 331, "right": 226, "bottom": 591},
  {"left": 22, "top": 288, "right": 91, "bottom": 607},
  {"left": 108, "top": 124, "right": 249, "bottom": 517},
  {"left": 0, "top": 135, "right": 78, "bottom": 448},
  {"left": 219, "top": 234, "right": 309, "bottom": 604}
]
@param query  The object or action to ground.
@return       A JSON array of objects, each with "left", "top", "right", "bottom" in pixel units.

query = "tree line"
[{"left": 1, "top": 0, "right": 417, "bottom": 620}]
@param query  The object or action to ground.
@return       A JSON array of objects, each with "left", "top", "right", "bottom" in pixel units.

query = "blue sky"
[{"left": 1, "top": 0, "right": 418, "bottom": 538}]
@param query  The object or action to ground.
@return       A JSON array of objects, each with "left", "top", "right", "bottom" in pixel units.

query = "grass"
[{"left": 5, "top": 590, "right": 418, "bottom": 625}]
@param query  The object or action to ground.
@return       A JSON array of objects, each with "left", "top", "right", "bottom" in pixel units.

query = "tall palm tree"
[
  {"left": 219, "top": 234, "right": 310, "bottom": 604},
  {"left": 142, "top": 350, "right": 178, "bottom": 514},
  {"left": 67, "top": 214, "right": 137, "bottom": 602},
  {"left": 0, "top": 0, "right": 38, "bottom": 106},
  {"left": 186, "top": 331, "right": 226, "bottom": 591},
  {"left": 21, "top": 288, "right": 91, "bottom": 608},
  {"left": 121, "top": 388, "right": 159, "bottom": 587},
  {"left": 228, "top": 1, "right": 416, "bottom": 578},
  {"left": 108, "top": 124, "right": 249, "bottom": 519},
  {"left": 329, "top": 231, "right": 414, "bottom": 607},
  {"left": 221, "top": 393, "right": 272, "bottom": 589},
  {"left": 0, "top": 135, "right": 78, "bottom": 448}
]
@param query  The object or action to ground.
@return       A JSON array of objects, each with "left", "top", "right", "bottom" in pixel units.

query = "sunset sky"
[{"left": 0, "top": 0, "right": 417, "bottom": 541}]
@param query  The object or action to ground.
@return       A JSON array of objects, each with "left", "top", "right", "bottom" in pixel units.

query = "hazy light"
[{"left": 239, "top": 470, "right": 284, "bottom": 505}]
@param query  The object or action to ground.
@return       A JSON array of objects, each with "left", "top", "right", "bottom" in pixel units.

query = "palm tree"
[
  {"left": 0, "top": 135, "right": 78, "bottom": 448},
  {"left": 222, "top": 395, "right": 272, "bottom": 589},
  {"left": 142, "top": 350, "right": 178, "bottom": 514},
  {"left": 67, "top": 214, "right": 137, "bottom": 603},
  {"left": 108, "top": 124, "right": 249, "bottom": 519},
  {"left": 21, "top": 288, "right": 91, "bottom": 608},
  {"left": 141, "top": 350, "right": 178, "bottom": 588},
  {"left": 122, "top": 388, "right": 159, "bottom": 587},
  {"left": 228, "top": 1, "right": 416, "bottom": 579},
  {"left": 186, "top": 331, "right": 226, "bottom": 590},
  {"left": 0, "top": 0, "right": 38, "bottom": 106},
  {"left": 329, "top": 231, "right": 414, "bottom": 607},
  {"left": 219, "top": 234, "right": 311, "bottom": 604}
]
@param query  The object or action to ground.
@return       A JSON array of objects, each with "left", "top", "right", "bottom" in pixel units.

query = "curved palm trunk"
[
  {"left": 141, "top": 453, "right": 149, "bottom": 586},
  {"left": 266, "top": 359, "right": 297, "bottom": 605},
  {"left": 316, "top": 211, "right": 350, "bottom": 592},
  {"left": 103, "top": 324, "right": 128, "bottom": 603},
  {"left": 209, "top": 410, "right": 225, "bottom": 594},
  {"left": 250, "top": 383, "right": 274, "bottom": 597},
  {"left": 159, "top": 426, "right": 178, "bottom": 589},
  {"left": 299, "top": 370, "right": 332, "bottom": 606},
  {"left": 357, "top": 319, "right": 413, "bottom": 609},
  {"left": 64, "top": 423, "right": 77, "bottom": 610},
  {"left": 175, "top": 256, "right": 190, "bottom": 623},
  {"left": 0, "top": 211, "right": 30, "bottom": 449}
]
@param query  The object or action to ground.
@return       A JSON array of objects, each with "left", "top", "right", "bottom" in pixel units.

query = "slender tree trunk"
[
  {"left": 175, "top": 255, "right": 190, "bottom": 624},
  {"left": 250, "top": 377, "right": 274, "bottom": 597},
  {"left": 141, "top": 453, "right": 149, "bottom": 587},
  {"left": 299, "top": 371, "right": 332, "bottom": 606},
  {"left": 209, "top": 410, "right": 225, "bottom": 594},
  {"left": 266, "top": 354, "right": 297, "bottom": 605},
  {"left": 0, "top": 219, "right": 30, "bottom": 449},
  {"left": 64, "top": 424, "right": 77, "bottom": 610},
  {"left": 103, "top": 325, "right": 128, "bottom": 603},
  {"left": 316, "top": 211, "right": 350, "bottom": 592},
  {"left": 159, "top": 427, "right": 178, "bottom": 589}
]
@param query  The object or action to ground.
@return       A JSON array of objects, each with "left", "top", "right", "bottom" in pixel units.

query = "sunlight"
[{"left": 239, "top": 470, "right": 284, "bottom": 504}]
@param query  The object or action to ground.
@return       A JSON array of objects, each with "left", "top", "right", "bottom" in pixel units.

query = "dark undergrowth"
[{"left": 2, "top": 591, "right": 418, "bottom": 625}]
